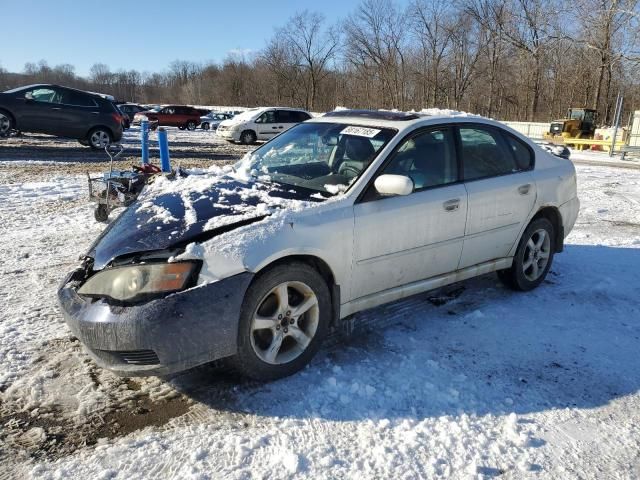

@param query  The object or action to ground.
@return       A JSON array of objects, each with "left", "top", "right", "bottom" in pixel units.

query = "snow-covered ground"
[{"left": 0, "top": 152, "right": 639, "bottom": 479}]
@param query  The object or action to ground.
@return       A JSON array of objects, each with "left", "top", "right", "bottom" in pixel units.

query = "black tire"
[
  {"left": 201, "top": 122, "right": 210, "bottom": 130},
  {"left": 240, "top": 130, "right": 257, "bottom": 145},
  {"left": 0, "top": 109, "right": 14, "bottom": 136},
  {"left": 497, "top": 218, "right": 555, "bottom": 291},
  {"left": 87, "top": 128, "right": 113, "bottom": 150},
  {"left": 233, "top": 262, "right": 332, "bottom": 381},
  {"left": 178, "top": 126, "right": 186, "bottom": 130},
  {"left": 186, "top": 121, "right": 197, "bottom": 131},
  {"left": 94, "top": 204, "right": 109, "bottom": 222}
]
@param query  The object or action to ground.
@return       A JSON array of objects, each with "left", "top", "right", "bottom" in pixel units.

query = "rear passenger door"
[
  {"left": 457, "top": 125, "right": 536, "bottom": 268},
  {"left": 59, "top": 89, "right": 100, "bottom": 137}
]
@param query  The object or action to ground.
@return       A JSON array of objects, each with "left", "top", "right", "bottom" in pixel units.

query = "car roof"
[
  {"left": 7, "top": 83, "right": 107, "bottom": 99},
  {"left": 307, "top": 108, "right": 495, "bottom": 129}
]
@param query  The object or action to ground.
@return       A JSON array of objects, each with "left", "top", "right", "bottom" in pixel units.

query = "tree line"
[{"left": 1, "top": 0, "right": 639, "bottom": 124}]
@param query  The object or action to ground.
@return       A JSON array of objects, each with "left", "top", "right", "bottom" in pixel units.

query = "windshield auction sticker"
[{"left": 341, "top": 126, "right": 381, "bottom": 138}]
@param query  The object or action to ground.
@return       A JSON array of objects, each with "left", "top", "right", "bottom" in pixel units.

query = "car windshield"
[
  {"left": 235, "top": 122, "right": 396, "bottom": 195},
  {"left": 233, "top": 109, "right": 260, "bottom": 121}
]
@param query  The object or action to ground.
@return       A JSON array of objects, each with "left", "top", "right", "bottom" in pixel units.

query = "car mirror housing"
[{"left": 374, "top": 174, "right": 414, "bottom": 196}]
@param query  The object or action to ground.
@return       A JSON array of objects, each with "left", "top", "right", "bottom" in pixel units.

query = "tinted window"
[
  {"left": 459, "top": 127, "right": 517, "bottom": 180},
  {"left": 293, "top": 111, "right": 311, "bottom": 122},
  {"left": 276, "top": 110, "right": 295, "bottom": 123},
  {"left": 379, "top": 128, "right": 458, "bottom": 191},
  {"left": 504, "top": 134, "right": 533, "bottom": 170},
  {"left": 65, "top": 91, "right": 98, "bottom": 107}
]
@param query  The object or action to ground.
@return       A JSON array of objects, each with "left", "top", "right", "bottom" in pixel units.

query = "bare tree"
[{"left": 276, "top": 11, "right": 340, "bottom": 110}]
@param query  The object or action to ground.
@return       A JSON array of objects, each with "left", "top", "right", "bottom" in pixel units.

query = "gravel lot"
[{"left": 0, "top": 127, "right": 252, "bottom": 182}]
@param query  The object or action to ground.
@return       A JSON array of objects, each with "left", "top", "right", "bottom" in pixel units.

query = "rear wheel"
[
  {"left": 201, "top": 122, "right": 210, "bottom": 130},
  {"left": 233, "top": 262, "right": 331, "bottom": 381},
  {"left": 497, "top": 218, "right": 555, "bottom": 291},
  {"left": 240, "top": 130, "right": 257, "bottom": 145},
  {"left": 0, "top": 110, "right": 14, "bottom": 136},
  {"left": 87, "top": 128, "right": 112, "bottom": 150}
]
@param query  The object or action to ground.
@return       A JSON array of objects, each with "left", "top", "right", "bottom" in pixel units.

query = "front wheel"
[
  {"left": 233, "top": 263, "right": 331, "bottom": 381},
  {"left": 201, "top": 122, "right": 210, "bottom": 130},
  {"left": 0, "top": 110, "right": 14, "bottom": 136},
  {"left": 186, "top": 121, "right": 197, "bottom": 131},
  {"left": 240, "top": 130, "right": 257, "bottom": 145},
  {"left": 498, "top": 218, "right": 555, "bottom": 291}
]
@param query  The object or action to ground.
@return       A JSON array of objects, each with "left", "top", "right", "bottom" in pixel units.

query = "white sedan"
[{"left": 59, "top": 109, "right": 579, "bottom": 381}]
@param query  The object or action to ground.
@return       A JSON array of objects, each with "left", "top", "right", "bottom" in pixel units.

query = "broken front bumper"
[{"left": 57, "top": 270, "right": 253, "bottom": 376}]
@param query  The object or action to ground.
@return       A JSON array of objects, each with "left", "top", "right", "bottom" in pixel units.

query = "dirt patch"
[{"left": 0, "top": 338, "right": 194, "bottom": 464}]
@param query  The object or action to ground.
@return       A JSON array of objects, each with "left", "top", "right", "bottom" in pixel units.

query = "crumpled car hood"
[{"left": 88, "top": 177, "right": 323, "bottom": 270}]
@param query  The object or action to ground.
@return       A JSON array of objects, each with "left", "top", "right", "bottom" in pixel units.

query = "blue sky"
[{"left": 1, "top": 0, "right": 376, "bottom": 76}]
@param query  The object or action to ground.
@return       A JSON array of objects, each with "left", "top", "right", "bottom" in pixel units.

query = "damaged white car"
[{"left": 58, "top": 109, "right": 580, "bottom": 381}]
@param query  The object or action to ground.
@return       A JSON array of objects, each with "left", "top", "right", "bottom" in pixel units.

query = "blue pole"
[
  {"left": 140, "top": 118, "right": 149, "bottom": 165},
  {"left": 158, "top": 127, "right": 171, "bottom": 173}
]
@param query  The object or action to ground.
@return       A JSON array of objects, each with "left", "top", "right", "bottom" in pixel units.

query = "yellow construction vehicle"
[{"left": 545, "top": 108, "right": 598, "bottom": 140}]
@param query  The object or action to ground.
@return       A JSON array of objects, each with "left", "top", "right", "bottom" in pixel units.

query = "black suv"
[{"left": 0, "top": 84, "right": 124, "bottom": 149}]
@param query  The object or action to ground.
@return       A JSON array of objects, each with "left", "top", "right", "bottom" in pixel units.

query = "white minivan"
[{"left": 216, "top": 107, "right": 312, "bottom": 144}]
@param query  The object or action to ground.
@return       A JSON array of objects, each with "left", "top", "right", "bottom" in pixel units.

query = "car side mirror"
[
  {"left": 24, "top": 92, "right": 33, "bottom": 102},
  {"left": 374, "top": 174, "right": 414, "bottom": 196}
]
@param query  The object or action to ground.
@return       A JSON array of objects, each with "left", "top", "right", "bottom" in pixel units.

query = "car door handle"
[
  {"left": 91, "top": 111, "right": 100, "bottom": 115},
  {"left": 272, "top": 126, "right": 278, "bottom": 129},
  {"left": 518, "top": 184, "right": 531, "bottom": 195},
  {"left": 51, "top": 107, "right": 61, "bottom": 111},
  {"left": 278, "top": 126, "right": 283, "bottom": 129},
  {"left": 443, "top": 199, "right": 460, "bottom": 211}
]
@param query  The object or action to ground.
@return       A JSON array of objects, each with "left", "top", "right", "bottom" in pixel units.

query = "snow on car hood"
[{"left": 87, "top": 166, "right": 326, "bottom": 270}]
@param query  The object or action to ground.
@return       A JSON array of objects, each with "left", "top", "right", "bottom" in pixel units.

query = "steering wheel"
[{"left": 338, "top": 162, "right": 362, "bottom": 179}]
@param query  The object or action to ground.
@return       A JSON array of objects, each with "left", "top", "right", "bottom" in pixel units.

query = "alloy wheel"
[
  {"left": 0, "top": 113, "right": 11, "bottom": 134},
  {"left": 522, "top": 228, "right": 551, "bottom": 281},
  {"left": 90, "top": 130, "right": 110, "bottom": 149},
  {"left": 250, "top": 281, "right": 319, "bottom": 365}
]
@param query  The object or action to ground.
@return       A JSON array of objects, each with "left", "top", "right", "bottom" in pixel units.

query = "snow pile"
[{"left": 419, "top": 108, "right": 477, "bottom": 118}]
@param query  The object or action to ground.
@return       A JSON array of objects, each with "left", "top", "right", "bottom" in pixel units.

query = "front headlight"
[{"left": 77, "top": 262, "right": 199, "bottom": 302}]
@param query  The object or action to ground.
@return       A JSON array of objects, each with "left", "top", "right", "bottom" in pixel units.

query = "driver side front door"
[{"left": 350, "top": 127, "right": 468, "bottom": 301}]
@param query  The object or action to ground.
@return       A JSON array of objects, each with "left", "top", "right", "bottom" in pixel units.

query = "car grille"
[{"left": 98, "top": 349, "right": 160, "bottom": 365}]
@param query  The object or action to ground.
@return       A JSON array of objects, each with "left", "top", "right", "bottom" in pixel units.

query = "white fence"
[
  {"left": 500, "top": 121, "right": 549, "bottom": 140},
  {"left": 629, "top": 111, "right": 640, "bottom": 147}
]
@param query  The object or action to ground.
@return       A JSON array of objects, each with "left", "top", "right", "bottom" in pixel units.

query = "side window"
[
  {"left": 65, "top": 91, "right": 98, "bottom": 107},
  {"left": 504, "top": 134, "right": 533, "bottom": 170},
  {"left": 459, "top": 127, "right": 517, "bottom": 181},
  {"left": 256, "top": 111, "right": 276, "bottom": 123},
  {"left": 377, "top": 128, "right": 458, "bottom": 192},
  {"left": 27, "top": 88, "right": 61, "bottom": 104},
  {"left": 275, "top": 110, "right": 294, "bottom": 123},
  {"left": 296, "top": 111, "right": 312, "bottom": 122}
]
